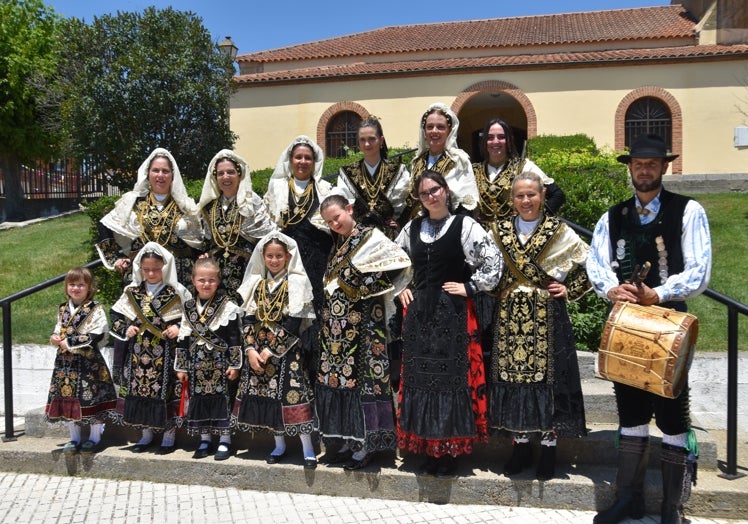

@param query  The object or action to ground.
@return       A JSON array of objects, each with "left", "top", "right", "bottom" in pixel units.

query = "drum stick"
[{"left": 633, "top": 261, "right": 652, "bottom": 288}]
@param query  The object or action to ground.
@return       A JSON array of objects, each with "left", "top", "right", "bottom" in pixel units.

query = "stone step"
[{"left": 0, "top": 430, "right": 740, "bottom": 521}]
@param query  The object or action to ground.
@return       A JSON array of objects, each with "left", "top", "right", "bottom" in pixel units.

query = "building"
[{"left": 230, "top": 1, "right": 748, "bottom": 176}]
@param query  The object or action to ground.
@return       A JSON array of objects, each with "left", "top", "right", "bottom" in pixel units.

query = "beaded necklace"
[
  {"left": 209, "top": 197, "right": 241, "bottom": 257},
  {"left": 137, "top": 193, "right": 179, "bottom": 245}
]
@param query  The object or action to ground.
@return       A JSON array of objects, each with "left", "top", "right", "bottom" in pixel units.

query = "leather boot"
[
  {"left": 593, "top": 435, "right": 649, "bottom": 524},
  {"left": 536, "top": 445, "right": 556, "bottom": 481},
  {"left": 660, "top": 443, "right": 694, "bottom": 524},
  {"left": 503, "top": 441, "right": 532, "bottom": 475}
]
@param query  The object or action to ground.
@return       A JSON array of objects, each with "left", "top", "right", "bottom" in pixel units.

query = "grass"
[{"left": 1, "top": 194, "right": 747, "bottom": 350}]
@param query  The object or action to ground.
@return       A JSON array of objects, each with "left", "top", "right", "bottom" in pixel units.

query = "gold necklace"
[
  {"left": 281, "top": 178, "right": 315, "bottom": 228},
  {"left": 476, "top": 158, "right": 522, "bottom": 221},
  {"left": 209, "top": 198, "right": 241, "bottom": 257},
  {"left": 356, "top": 160, "right": 387, "bottom": 210},
  {"left": 197, "top": 296, "right": 215, "bottom": 323},
  {"left": 137, "top": 193, "right": 179, "bottom": 245},
  {"left": 256, "top": 279, "right": 288, "bottom": 323}
]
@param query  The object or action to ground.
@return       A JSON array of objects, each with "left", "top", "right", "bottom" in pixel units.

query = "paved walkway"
[{"left": 0, "top": 472, "right": 742, "bottom": 524}]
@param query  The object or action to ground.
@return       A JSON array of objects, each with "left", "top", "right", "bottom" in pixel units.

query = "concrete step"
[{"left": 0, "top": 428, "right": 741, "bottom": 521}]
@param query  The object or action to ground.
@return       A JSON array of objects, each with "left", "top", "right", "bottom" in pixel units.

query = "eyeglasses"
[{"left": 418, "top": 186, "right": 443, "bottom": 201}]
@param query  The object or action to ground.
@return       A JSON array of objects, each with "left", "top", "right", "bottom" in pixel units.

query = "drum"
[{"left": 597, "top": 302, "right": 698, "bottom": 399}]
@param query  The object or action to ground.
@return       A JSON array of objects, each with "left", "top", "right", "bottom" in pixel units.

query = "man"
[{"left": 587, "top": 134, "right": 712, "bottom": 524}]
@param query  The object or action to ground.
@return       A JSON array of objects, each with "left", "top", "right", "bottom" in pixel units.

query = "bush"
[{"left": 528, "top": 135, "right": 631, "bottom": 351}]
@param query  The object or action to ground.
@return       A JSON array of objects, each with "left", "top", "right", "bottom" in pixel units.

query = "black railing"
[
  {"left": 1, "top": 220, "right": 745, "bottom": 477},
  {"left": 0, "top": 159, "right": 120, "bottom": 200}
]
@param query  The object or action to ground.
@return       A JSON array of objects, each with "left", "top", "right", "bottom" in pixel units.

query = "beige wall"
[{"left": 232, "top": 59, "right": 748, "bottom": 175}]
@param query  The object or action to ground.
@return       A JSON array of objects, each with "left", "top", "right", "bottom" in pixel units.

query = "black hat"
[{"left": 617, "top": 134, "right": 679, "bottom": 164}]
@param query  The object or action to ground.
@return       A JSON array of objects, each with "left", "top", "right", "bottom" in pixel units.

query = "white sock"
[
  {"left": 198, "top": 434, "right": 211, "bottom": 449},
  {"left": 65, "top": 421, "right": 81, "bottom": 443},
  {"left": 272, "top": 435, "right": 287, "bottom": 456},
  {"left": 662, "top": 432, "right": 687, "bottom": 448},
  {"left": 300, "top": 434, "right": 315, "bottom": 459},
  {"left": 620, "top": 424, "right": 650, "bottom": 438},
  {"left": 88, "top": 423, "right": 104, "bottom": 444},
  {"left": 351, "top": 449, "right": 367, "bottom": 461},
  {"left": 219, "top": 434, "right": 231, "bottom": 445},
  {"left": 513, "top": 435, "right": 530, "bottom": 445},
  {"left": 161, "top": 428, "right": 176, "bottom": 447},
  {"left": 136, "top": 428, "right": 154, "bottom": 446}
]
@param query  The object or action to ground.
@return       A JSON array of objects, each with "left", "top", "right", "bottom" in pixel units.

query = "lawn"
[{"left": 1, "top": 194, "right": 747, "bottom": 350}]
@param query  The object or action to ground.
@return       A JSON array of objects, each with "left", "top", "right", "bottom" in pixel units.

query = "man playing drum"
[{"left": 587, "top": 134, "right": 712, "bottom": 524}]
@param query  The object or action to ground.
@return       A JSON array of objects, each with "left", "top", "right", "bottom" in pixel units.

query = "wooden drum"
[{"left": 597, "top": 302, "right": 698, "bottom": 399}]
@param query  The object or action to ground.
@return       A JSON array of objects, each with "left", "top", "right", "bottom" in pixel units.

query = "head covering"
[
  {"left": 617, "top": 134, "right": 679, "bottom": 164},
  {"left": 100, "top": 148, "right": 197, "bottom": 236},
  {"left": 416, "top": 102, "right": 472, "bottom": 174},
  {"left": 264, "top": 136, "right": 332, "bottom": 231},
  {"left": 236, "top": 231, "right": 315, "bottom": 319},
  {"left": 126, "top": 241, "right": 192, "bottom": 304},
  {"left": 197, "top": 149, "right": 255, "bottom": 215}
]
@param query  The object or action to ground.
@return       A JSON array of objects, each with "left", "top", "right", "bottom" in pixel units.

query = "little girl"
[
  {"left": 46, "top": 267, "right": 116, "bottom": 454},
  {"left": 109, "top": 242, "right": 192, "bottom": 454},
  {"left": 233, "top": 232, "right": 317, "bottom": 469},
  {"left": 175, "top": 257, "right": 243, "bottom": 460},
  {"left": 316, "top": 194, "right": 411, "bottom": 470}
]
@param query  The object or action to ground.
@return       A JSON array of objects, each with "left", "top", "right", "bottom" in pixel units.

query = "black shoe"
[
  {"left": 214, "top": 444, "right": 232, "bottom": 461},
  {"left": 504, "top": 442, "right": 532, "bottom": 475},
  {"left": 436, "top": 455, "right": 457, "bottom": 477},
  {"left": 343, "top": 454, "right": 373, "bottom": 471},
  {"left": 62, "top": 441, "right": 80, "bottom": 454},
  {"left": 418, "top": 456, "right": 439, "bottom": 476},
  {"left": 536, "top": 446, "right": 556, "bottom": 481},
  {"left": 192, "top": 442, "right": 211, "bottom": 459},
  {"left": 154, "top": 445, "right": 175, "bottom": 455},
  {"left": 593, "top": 495, "right": 645, "bottom": 523},
  {"left": 266, "top": 451, "right": 286, "bottom": 464},
  {"left": 131, "top": 443, "right": 151, "bottom": 453},
  {"left": 303, "top": 457, "right": 318, "bottom": 470},
  {"left": 80, "top": 440, "right": 102, "bottom": 454},
  {"left": 319, "top": 449, "right": 352, "bottom": 465}
]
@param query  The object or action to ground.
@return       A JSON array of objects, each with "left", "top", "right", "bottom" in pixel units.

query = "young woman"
[
  {"left": 336, "top": 116, "right": 411, "bottom": 238},
  {"left": 197, "top": 149, "right": 277, "bottom": 303},
  {"left": 395, "top": 171, "right": 501, "bottom": 477},
  {"left": 488, "top": 171, "right": 589, "bottom": 480}
]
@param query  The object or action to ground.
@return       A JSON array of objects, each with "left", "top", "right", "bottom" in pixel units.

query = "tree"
[
  {"left": 0, "top": 0, "right": 59, "bottom": 220},
  {"left": 41, "top": 7, "right": 235, "bottom": 185}
]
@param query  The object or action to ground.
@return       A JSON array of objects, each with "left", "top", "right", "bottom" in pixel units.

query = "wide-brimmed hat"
[{"left": 617, "top": 134, "right": 679, "bottom": 164}]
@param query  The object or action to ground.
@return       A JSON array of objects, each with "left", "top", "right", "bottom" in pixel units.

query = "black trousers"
[{"left": 614, "top": 382, "right": 691, "bottom": 435}]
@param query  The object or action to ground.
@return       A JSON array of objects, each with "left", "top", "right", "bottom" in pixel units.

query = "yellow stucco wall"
[{"left": 231, "top": 59, "right": 748, "bottom": 175}]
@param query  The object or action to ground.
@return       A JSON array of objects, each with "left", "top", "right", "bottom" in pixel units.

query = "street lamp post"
[{"left": 217, "top": 36, "right": 238, "bottom": 135}]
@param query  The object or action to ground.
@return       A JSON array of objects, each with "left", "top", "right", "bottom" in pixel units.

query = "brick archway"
[
  {"left": 317, "top": 101, "right": 369, "bottom": 154},
  {"left": 615, "top": 87, "right": 683, "bottom": 174},
  {"left": 452, "top": 80, "right": 537, "bottom": 137}
]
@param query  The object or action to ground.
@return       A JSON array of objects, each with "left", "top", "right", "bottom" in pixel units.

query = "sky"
[{"left": 43, "top": 0, "right": 672, "bottom": 56}]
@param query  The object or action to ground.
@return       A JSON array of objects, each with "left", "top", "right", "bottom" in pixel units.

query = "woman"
[
  {"left": 316, "top": 194, "right": 411, "bottom": 470},
  {"left": 97, "top": 147, "right": 202, "bottom": 285},
  {"left": 336, "top": 116, "right": 411, "bottom": 239},
  {"left": 197, "top": 149, "right": 277, "bottom": 302},
  {"left": 472, "top": 118, "right": 565, "bottom": 226},
  {"left": 488, "top": 171, "right": 589, "bottom": 481},
  {"left": 264, "top": 136, "right": 334, "bottom": 373},
  {"left": 405, "top": 102, "right": 478, "bottom": 220},
  {"left": 395, "top": 171, "right": 501, "bottom": 477}
]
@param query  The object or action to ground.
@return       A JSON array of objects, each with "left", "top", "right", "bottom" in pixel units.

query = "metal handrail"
[
  {"left": 1, "top": 222, "right": 744, "bottom": 476},
  {"left": 1, "top": 259, "right": 102, "bottom": 442}
]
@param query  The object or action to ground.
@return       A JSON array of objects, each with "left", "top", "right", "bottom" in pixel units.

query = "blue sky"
[{"left": 43, "top": 0, "right": 671, "bottom": 55}]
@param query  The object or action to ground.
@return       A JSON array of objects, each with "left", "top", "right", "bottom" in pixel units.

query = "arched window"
[
  {"left": 325, "top": 111, "right": 362, "bottom": 158},
  {"left": 624, "top": 97, "right": 672, "bottom": 150}
]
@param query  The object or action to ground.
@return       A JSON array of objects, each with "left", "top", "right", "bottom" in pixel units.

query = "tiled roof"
[
  {"left": 238, "top": 6, "right": 696, "bottom": 64},
  {"left": 235, "top": 44, "right": 748, "bottom": 85}
]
